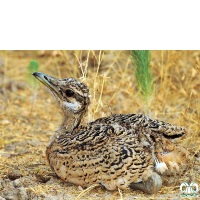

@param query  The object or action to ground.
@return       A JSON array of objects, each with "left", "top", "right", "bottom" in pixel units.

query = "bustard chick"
[{"left": 33, "top": 72, "right": 188, "bottom": 194}]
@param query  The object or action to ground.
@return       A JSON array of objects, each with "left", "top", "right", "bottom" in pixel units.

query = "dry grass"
[{"left": 0, "top": 50, "right": 200, "bottom": 199}]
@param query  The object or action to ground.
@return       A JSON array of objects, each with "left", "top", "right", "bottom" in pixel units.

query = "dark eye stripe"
[{"left": 65, "top": 90, "right": 74, "bottom": 97}]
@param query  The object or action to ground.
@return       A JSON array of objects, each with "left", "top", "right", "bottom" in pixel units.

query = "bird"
[{"left": 33, "top": 72, "right": 188, "bottom": 194}]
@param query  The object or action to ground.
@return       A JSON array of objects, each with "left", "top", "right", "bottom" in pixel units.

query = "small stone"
[
  {"left": 77, "top": 185, "right": 83, "bottom": 191},
  {"left": 43, "top": 194, "right": 61, "bottom": 200},
  {"left": 13, "top": 179, "right": 21, "bottom": 187},
  {"left": 0, "top": 152, "right": 10, "bottom": 157},
  {"left": 46, "top": 177, "right": 57, "bottom": 185},
  {"left": 32, "top": 197, "right": 42, "bottom": 200},
  {"left": 18, "top": 187, "right": 27, "bottom": 200},
  {"left": 130, "top": 172, "right": 162, "bottom": 194},
  {"left": 8, "top": 169, "right": 22, "bottom": 181},
  {"left": 3, "top": 188, "right": 18, "bottom": 200},
  {"left": 36, "top": 175, "right": 51, "bottom": 183}
]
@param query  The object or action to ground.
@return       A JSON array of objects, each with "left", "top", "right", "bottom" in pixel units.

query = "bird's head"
[{"left": 33, "top": 72, "right": 90, "bottom": 116}]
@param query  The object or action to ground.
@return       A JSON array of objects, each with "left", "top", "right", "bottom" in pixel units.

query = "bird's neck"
[
  {"left": 60, "top": 112, "right": 82, "bottom": 133},
  {"left": 58, "top": 106, "right": 88, "bottom": 135},
  {"left": 47, "top": 111, "right": 83, "bottom": 147},
  {"left": 47, "top": 105, "right": 89, "bottom": 147},
  {"left": 57, "top": 107, "right": 85, "bottom": 134}
]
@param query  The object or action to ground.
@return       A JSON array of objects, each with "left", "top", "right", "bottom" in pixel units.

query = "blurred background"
[{"left": 0, "top": 50, "right": 199, "bottom": 199}]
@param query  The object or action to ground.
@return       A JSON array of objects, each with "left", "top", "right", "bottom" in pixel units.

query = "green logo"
[{"left": 180, "top": 182, "right": 198, "bottom": 197}]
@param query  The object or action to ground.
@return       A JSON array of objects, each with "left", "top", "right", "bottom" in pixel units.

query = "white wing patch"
[{"left": 155, "top": 157, "right": 168, "bottom": 174}]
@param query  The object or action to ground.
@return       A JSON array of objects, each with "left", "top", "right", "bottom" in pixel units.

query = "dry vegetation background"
[{"left": 0, "top": 50, "right": 199, "bottom": 200}]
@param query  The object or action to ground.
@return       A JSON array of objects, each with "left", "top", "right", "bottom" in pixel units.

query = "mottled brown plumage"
[{"left": 33, "top": 72, "right": 188, "bottom": 194}]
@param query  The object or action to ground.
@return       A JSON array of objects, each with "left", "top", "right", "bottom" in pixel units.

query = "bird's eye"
[{"left": 65, "top": 89, "right": 74, "bottom": 97}]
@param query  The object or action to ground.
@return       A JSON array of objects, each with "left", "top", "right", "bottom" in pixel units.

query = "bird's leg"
[{"left": 129, "top": 172, "right": 162, "bottom": 194}]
